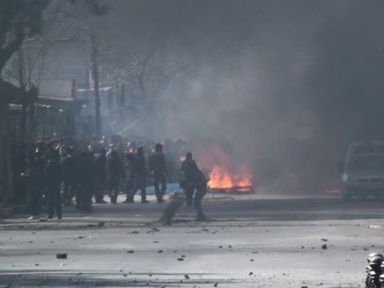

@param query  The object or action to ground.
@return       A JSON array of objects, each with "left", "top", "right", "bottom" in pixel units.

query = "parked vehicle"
[{"left": 340, "top": 141, "right": 384, "bottom": 199}]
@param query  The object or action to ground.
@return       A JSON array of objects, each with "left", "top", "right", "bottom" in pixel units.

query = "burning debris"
[
  {"left": 197, "top": 144, "right": 254, "bottom": 193},
  {"left": 208, "top": 164, "right": 253, "bottom": 193}
]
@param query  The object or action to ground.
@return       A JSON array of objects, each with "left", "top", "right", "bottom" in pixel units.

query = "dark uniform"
[
  {"left": 94, "top": 149, "right": 107, "bottom": 203},
  {"left": 124, "top": 152, "right": 135, "bottom": 202},
  {"left": 62, "top": 148, "right": 77, "bottom": 206},
  {"left": 107, "top": 151, "right": 124, "bottom": 204},
  {"left": 28, "top": 151, "right": 45, "bottom": 217},
  {"left": 180, "top": 153, "right": 198, "bottom": 207},
  {"left": 78, "top": 151, "right": 94, "bottom": 212},
  {"left": 149, "top": 143, "right": 167, "bottom": 203},
  {"left": 128, "top": 147, "right": 148, "bottom": 203},
  {"left": 191, "top": 168, "right": 208, "bottom": 221},
  {"left": 45, "top": 152, "right": 62, "bottom": 219},
  {"left": 160, "top": 166, "right": 208, "bottom": 224}
]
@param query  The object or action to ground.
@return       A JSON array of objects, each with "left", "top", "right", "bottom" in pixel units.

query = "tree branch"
[{"left": 0, "top": 25, "right": 25, "bottom": 72}]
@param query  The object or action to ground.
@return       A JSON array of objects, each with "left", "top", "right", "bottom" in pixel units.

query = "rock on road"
[{"left": 0, "top": 193, "right": 383, "bottom": 288}]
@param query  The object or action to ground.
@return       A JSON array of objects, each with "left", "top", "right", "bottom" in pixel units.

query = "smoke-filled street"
[
  {"left": 2, "top": 1, "right": 384, "bottom": 288},
  {"left": 1, "top": 193, "right": 383, "bottom": 288}
]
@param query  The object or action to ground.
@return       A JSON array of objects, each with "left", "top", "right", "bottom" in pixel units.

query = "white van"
[{"left": 341, "top": 141, "right": 384, "bottom": 199}]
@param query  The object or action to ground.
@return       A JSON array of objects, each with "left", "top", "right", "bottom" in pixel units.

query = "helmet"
[{"left": 155, "top": 143, "right": 163, "bottom": 152}]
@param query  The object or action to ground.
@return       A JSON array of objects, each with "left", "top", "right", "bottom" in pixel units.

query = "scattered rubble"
[
  {"left": 321, "top": 244, "right": 328, "bottom": 250},
  {"left": 56, "top": 253, "right": 68, "bottom": 259}
]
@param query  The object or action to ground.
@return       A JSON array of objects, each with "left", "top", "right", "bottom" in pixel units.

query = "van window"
[{"left": 348, "top": 155, "right": 384, "bottom": 170}]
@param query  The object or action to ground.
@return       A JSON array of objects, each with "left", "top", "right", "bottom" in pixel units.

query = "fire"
[
  {"left": 208, "top": 164, "right": 253, "bottom": 190},
  {"left": 196, "top": 144, "right": 254, "bottom": 192},
  {"left": 208, "top": 165, "right": 233, "bottom": 189}
]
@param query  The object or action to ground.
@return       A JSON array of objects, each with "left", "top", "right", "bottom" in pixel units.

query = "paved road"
[{"left": 1, "top": 193, "right": 383, "bottom": 288}]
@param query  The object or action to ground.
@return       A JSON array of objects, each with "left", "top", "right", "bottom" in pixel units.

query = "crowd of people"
[{"left": 11, "top": 136, "right": 208, "bottom": 221}]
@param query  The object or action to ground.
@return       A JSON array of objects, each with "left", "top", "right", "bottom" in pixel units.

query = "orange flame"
[
  {"left": 208, "top": 164, "right": 253, "bottom": 189},
  {"left": 196, "top": 144, "right": 254, "bottom": 191},
  {"left": 208, "top": 165, "right": 252, "bottom": 189}
]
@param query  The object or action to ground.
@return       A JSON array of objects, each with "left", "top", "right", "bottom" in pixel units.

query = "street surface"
[{"left": 1, "top": 193, "right": 384, "bottom": 288}]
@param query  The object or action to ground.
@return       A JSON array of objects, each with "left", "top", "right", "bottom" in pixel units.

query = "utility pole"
[
  {"left": 18, "top": 48, "right": 27, "bottom": 149},
  {"left": 119, "top": 84, "right": 125, "bottom": 120},
  {"left": 120, "top": 84, "right": 125, "bottom": 107},
  {"left": 90, "top": 33, "right": 101, "bottom": 138}
]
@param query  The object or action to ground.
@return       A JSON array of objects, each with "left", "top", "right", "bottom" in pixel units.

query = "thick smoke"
[
  {"left": 136, "top": 0, "right": 335, "bottom": 193},
  {"left": 68, "top": 0, "right": 383, "bottom": 193}
]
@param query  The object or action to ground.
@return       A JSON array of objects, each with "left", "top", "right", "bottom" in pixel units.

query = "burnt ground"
[{"left": 0, "top": 193, "right": 383, "bottom": 288}]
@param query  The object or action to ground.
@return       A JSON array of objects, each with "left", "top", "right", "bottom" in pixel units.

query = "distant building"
[
  {"left": 8, "top": 80, "right": 87, "bottom": 143},
  {"left": 0, "top": 81, "right": 24, "bottom": 203},
  {"left": 36, "top": 79, "right": 86, "bottom": 139}
]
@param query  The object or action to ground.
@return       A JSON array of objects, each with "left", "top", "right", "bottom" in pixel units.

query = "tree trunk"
[
  {"left": 91, "top": 34, "right": 101, "bottom": 138},
  {"left": 0, "top": 95, "right": 13, "bottom": 204},
  {"left": 18, "top": 49, "right": 27, "bottom": 149}
]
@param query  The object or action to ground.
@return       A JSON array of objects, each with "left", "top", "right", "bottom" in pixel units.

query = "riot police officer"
[
  {"left": 107, "top": 150, "right": 124, "bottom": 204},
  {"left": 28, "top": 146, "right": 45, "bottom": 218},
  {"left": 45, "top": 150, "right": 62, "bottom": 219},
  {"left": 180, "top": 152, "right": 198, "bottom": 207},
  {"left": 149, "top": 143, "right": 167, "bottom": 203},
  {"left": 62, "top": 147, "right": 78, "bottom": 206},
  {"left": 128, "top": 147, "right": 148, "bottom": 203},
  {"left": 94, "top": 148, "right": 107, "bottom": 204},
  {"left": 191, "top": 168, "right": 208, "bottom": 221},
  {"left": 77, "top": 151, "right": 94, "bottom": 212}
]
